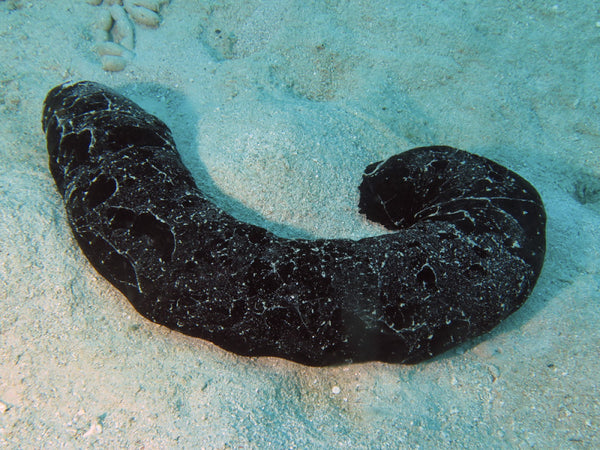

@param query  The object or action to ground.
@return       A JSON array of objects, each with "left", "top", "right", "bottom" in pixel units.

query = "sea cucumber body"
[{"left": 43, "top": 81, "right": 546, "bottom": 365}]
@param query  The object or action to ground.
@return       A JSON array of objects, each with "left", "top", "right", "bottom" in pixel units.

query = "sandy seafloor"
[{"left": 1, "top": 0, "right": 599, "bottom": 447}]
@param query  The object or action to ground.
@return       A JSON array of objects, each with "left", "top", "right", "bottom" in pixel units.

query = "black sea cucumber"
[{"left": 42, "top": 81, "right": 546, "bottom": 365}]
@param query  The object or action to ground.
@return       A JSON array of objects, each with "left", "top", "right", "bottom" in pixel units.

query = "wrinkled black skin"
[{"left": 43, "top": 81, "right": 546, "bottom": 365}]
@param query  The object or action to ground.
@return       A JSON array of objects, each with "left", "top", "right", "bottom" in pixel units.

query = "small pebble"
[
  {"left": 125, "top": 3, "right": 161, "bottom": 27},
  {"left": 95, "top": 8, "right": 113, "bottom": 32},
  {"left": 127, "top": 0, "right": 167, "bottom": 12},
  {"left": 83, "top": 422, "right": 102, "bottom": 437},
  {"left": 110, "top": 5, "right": 135, "bottom": 50},
  {"left": 487, "top": 364, "right": 500, "bottom": 382},
  {"left": 96, "top": 41, "right": 126, "bottom": 57},
  {"left": 101, "top": 54, "right": 127, "bottom": 71}
]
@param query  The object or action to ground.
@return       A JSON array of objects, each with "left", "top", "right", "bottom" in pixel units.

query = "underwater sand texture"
[{"left": 1, "top": 0, "right": 599, "bottom": 447}]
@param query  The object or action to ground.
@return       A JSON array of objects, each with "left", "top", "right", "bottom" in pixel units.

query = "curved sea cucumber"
[{"left": 42, "top": 81, "right": 546, "bottom": 365}]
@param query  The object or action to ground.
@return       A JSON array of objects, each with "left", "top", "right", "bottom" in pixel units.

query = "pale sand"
[{"left": 0, "top": 0, "right": 598, "bottom": 447}]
